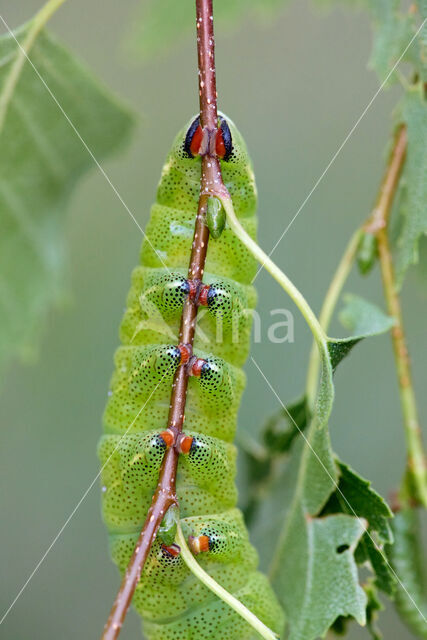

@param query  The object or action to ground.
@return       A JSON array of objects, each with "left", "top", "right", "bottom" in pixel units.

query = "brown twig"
[
  {"left": 365, "top": 125, "right": 427, "bottom": 508},
  {"left": 101, "top": 1, "right": 227, "bottom": 638},
  {"left": 363, "top": 126, "right": 408, "bottom": 235}
]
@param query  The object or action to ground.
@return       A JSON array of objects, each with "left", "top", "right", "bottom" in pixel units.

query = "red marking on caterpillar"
[
  {"left": 188, "top": 535, "right": 210, "bottom": 554},
  {"left": 187, "top": 279, "right": 210, "bottom": 306},
  {"left": 189, "top": 357, "right": 206, "bottom": 378},
  {"left": 176, "top": 434, "right": 194, "bottom": 454},
  {"left": 190, "top": 125, "right": 203, "bottom": 156},
  {"left": 217, "top": 118, "right": 232, "bottom": 160},
  {"left": 198, "top": 284, "right": 210, "bottom": 307},
  {"left": 187, "top": 279, "right": 199, "bottom": 302},
  {"left": 215, "top": 128, "right": 226, "bottom": 159},
  {"left": 184, "top": 115, "right": 232, "bottom": 160},
  {"left": 178, "top": 343, "right": 192, "bottom": 364},
  {"left": 159, "top": 429, "right": 175, "bottom": 448},
  {"left": 161, "top": 543, "right": 181, "bottom": 558}
]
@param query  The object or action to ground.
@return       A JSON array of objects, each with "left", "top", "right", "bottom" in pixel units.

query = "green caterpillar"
[{"left": 98, "top": 114, "right": 284, "bottom": 639}]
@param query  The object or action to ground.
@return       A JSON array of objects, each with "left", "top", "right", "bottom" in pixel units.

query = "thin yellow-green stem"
[
  {"left": 220, "top": 195, "right": 328, "bottom": 356},
  {"left": 305, "top": 229, "right": 362, "bottom": 409},
  {"left": 0, "top": 0, "right": 67, "bottom": 131},
  {"left": 378, "top": 225, "right": 427, "bottom": 508},
  {"left": 176, "top": 523, "right": 279, "bottom": 640},
  {"left": 368, "top": 126, "right": 427, "bottom": 507}
]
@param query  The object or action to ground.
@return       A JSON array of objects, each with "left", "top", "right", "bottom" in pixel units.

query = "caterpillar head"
[
  {"left": 161, "top": 113, "right": 256, "bottom": 224},
  {"left": 171, "top": 112, "right": 251, "bottom": 171},
  {"left": 183, "top": 114, "right": 232, "bottom": 161}
]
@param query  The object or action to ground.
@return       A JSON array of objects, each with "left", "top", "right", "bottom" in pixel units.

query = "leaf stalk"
[
  {"left": 176, "top": 522, "right": 279, "bottom": 640},
  {"left": 220, "top": 194, "right": 329, "bottom": 361},
  {"left": 370, "top": 126, "right": 427, "bottom": 508},
  {"left": 305, "top": 229, "right": 362, "bottom": 409}
]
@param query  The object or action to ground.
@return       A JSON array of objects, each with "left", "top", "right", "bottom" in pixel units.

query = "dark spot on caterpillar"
[
  {"left": 199, "top": 358, "right": 224, "bottom": 392},
  {"left": 217, "top": 117, "right": 233, "bottom": 161},
  {"left": 164, "top": 345, "right": 183, "bottom": 367},
  {"left": 207, "top": 283, "right": 233, "bottom": 317},
  {"left": 183, "top": 116, "right": 202, "bottom": 158},
  {"left": 180, "top": 279, "right": 191, "bottom": 296},
  {"left": 163, "top": 275, "right": 190, "bottom": 311},
  {"left": 336, "top": 544, "right": 350, "bottom": 554}
]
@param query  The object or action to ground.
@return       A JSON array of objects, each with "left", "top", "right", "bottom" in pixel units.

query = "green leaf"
[
  {"left": 338, "top": 293, "right": 395, "bottom": 338},
  {"left": 244, "top": 397, "right": 309, "bottom": 559},
  {"left": 247, "top": 436, "right": 303, "bottom": 571},
  {"left": 272, "top": 512, "right": 367, "bottom": 640},
  {"left": 0, "top": 23, "right": 135, "bottom": 369},
  {"left": 365, "top": 580, "right": 384, "bottom": 640},
  {"left": 270, "top": 450, "right": 394, "bottom": 638},
  {"left": 329, "top": 579, "right": 384, "bottom": 639},
  {"left": 328, "top": 338, "right": 361, "bottom": 370},
  {"left": 321, "top": 460, "right": 396, "bottom": 596},
  {"left": 268, "top": 294, "right": 394, "bottom": 637},
  {"left": 360, "top": 535, "right": 396, "bottom": 596},
  {"left": 128, "top": 0, "right": 290, "bottom": 60},
  {"left": 368, "top": 0, "right": 418, "bottom": 84},
  {"left": 324, "top": 2, "right": 426, "bottom": 290},
  {"left": 316, "top": 0, "right": 423, "bottom": 83},
  {"left": 334, "top": 460, "right": 393, "bottom": 544},
  {"left": 394, "top": 88, "right": 427, "bottom": 287},
  {"left": 262, "top": 395, "right": 310, "bottom": 455},
  {"left": 269, "top": 350, "right": 348, "bottom": 639},
  {"left": 327, "top": 294, "right": 394, "bottom": 369}
]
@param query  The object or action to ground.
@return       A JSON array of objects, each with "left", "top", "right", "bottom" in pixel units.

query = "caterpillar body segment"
[
  {"left": 104, "top": 344, "right": 246, "bottom": 438},
  {"left": 156, "top": 115, "right": 257, "bottom": 218},
  {"left": 120, "top": 267, "right": 256, "bottom": 367},
  {"left": 99, "top": 115, "right": 284, "bottom": 639},
  {"left": 98, "top": 431, "right": 167, "bottom": 532},
  {"left": 141, "top": 204, "right": 257, "bottom": 282}
]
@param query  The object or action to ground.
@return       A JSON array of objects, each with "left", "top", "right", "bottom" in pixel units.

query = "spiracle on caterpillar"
[{"left": 98, "top": 112, "right": 285, "bottom": 639}]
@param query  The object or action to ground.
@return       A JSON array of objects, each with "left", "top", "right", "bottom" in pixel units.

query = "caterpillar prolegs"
[{"left": 98, "top": 115, "right": 285, "bottom": 639}]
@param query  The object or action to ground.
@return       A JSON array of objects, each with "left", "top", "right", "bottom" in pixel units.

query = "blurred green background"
[{"left": 1, "top": 0, "right": 426, "bottom": 638}]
